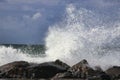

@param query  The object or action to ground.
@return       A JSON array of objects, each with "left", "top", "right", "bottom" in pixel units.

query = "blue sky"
[{"left": 0, "top": 0, "right": 120, "bottom": 44}]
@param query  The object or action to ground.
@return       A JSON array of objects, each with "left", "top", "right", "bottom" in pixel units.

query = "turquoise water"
[{"left": 0, "top": 44, "right": 45, "bottom": 55}]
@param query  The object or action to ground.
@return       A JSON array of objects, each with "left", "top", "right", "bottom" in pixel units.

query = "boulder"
[
  {"left": 0, "top": 61, "right": 29, "bottom": 78},
  {"left": 87, "top": 72, "right": 111, "bottom": 80},
  {"left": 0, "top": 60, "right": 70, "bottom": 79},
  {"left": 52, "top": 71, "right": 73, "bottom": 79},
  {"left": 69, "top": 59, "right": 96, "bottom": 78},
  {"left": 54, "top": 59, "right": 70, "bottom": 70},
  {"left": 106, "top": 66, "right": 120, "bottom": 79},
  {"left": 53, "top": 59, "right": 93, "bottom": 79},
  {"left": 26, "top": 61, "right": 69, "bottom": 78},
  {"left": 53, "top": 59, "right": 111, "bottom": 80}
]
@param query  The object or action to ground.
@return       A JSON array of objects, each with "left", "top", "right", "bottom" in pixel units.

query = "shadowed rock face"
[
  {"left": 26, "top": 61, "right": 69, "bottom": 78},
  {"left": 106, "top": 66, "right": 120, "bottom": 79}
]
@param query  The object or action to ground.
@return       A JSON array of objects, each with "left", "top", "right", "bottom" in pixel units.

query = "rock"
[
  {"left": 0, "top": 59, "right": 116, "bottom": 80},
  {"left": 52, "top": 59, "right": 93, "bottom": 79},
  {"left": 94, "top": 66, "right": 103, "bottom": 72},
  {"left": 88, "top": 72, "right": 111, "bottom": 80},
  {"left": 52, "top": 71, "right": 73, "bottom": 79},
  {"left": 53, "top": 59, "right": 111, "bottom": 80},
  {"left": 53, "top": 72, "right": 111, "bottom": 80},
  {"left": 0, "top": 60, "right": 70, "bottom": 79},
  {"left": 25, "top": 59, "right": 70, "bottom": 79},
  {"left": 26, "top": 61, "right": 69, "bottom": 78},
  {"left": 69, "top": 59, "right": 96, "bottom": 78},
  {"left": 54, "top": 59, "right": 70, "bottom": 70},
  {"left": 0, "top": 61, "right": 29, "bottom": 78},
  {"left": 98, "top": 72, "right": 111, "bottom": 80},
  {"left": 106, "top": 66, "right": 120, "bottom": 79}
]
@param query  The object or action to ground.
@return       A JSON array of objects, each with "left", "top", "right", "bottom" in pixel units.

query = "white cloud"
[
  {"left": 23, "top": 12, "right": 42, "bottom": 20},
  {"left": 32, "top": 12, "right": 42, "bottom": 20}
]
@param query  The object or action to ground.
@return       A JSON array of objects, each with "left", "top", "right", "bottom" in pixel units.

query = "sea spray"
[{"left": 45, "top": 4, "right": 120, "bottom": 70}]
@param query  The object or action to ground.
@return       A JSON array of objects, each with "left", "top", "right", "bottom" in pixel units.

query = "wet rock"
[
  {"left": 0, "top": 60, "right": 69, "bottom": 79},
  {"left": 99, "top": 72, "right": 111, "bottom": 80},
  {"left": 0, "top": 59, "right": 116, "bottom": 80},
  {"left": 88, "top": 72, "right": 111, "bottom": 80},
  {"left": 54, "top": 59, "right": 70, "bottom": 70},
  {"left": 69, "top": 59, "right": 96, "bottom": 78},
  {"left": 52, "top": 71, "right": 73, "bottom": 79},
  {"left": 26, "top": 61, "right": 69, "bottom": 78},
  {"left": 53, "top": 72, "right": 111, "bottom": 80},
  {"left": 106, "top": 66, "right": 120, "bottom": 79},
  {"left": 53, "top": 59, "right": 111, "bottom": 80},
  {"left": 53, "top": 59, "right": 93, "bottom": 79},
  {"left": 94, "top": 66, "right": 103, "bottom": 72},
  {"left": 0, "top": 61, "right": 29, "bottom": 78}
]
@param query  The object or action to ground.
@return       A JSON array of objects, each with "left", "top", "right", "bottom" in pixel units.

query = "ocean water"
[
  {"left": 0, "top": 4, "right": 120, "bottom": 71},
  {"left": 0, "top": 44, "right": 46, "bottom": 65}
]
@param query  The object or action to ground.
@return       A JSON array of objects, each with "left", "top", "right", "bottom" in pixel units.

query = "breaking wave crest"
[
  {"left": 45, "top": 4, "right": 120, "bottom": 70},
  {"left": 0, "top": 46, "right": 47, "bottom": 66}
]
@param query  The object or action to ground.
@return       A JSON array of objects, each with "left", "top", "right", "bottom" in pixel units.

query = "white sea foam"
[{"left": 0, "top": 46, "right": 48, "bottom": 66}]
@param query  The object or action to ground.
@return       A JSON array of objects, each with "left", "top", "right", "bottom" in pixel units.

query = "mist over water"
[
  {"left": 0, "top": 4, "right": 120, "bottom": 70},
  {"left": 45, "top": 4, "right": 120, "bottom": 70}
]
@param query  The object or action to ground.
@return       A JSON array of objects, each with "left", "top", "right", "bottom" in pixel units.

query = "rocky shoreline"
[{"left": 0, "top": 59, "right": 120, "bottom": 80}]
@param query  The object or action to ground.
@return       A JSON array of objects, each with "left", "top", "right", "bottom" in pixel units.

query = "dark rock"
[
  {"left": 0, "top": 61, "right": 29, "bottom": 78},
  {"left": 1, "top": 59, "right": 117, "bottom": 80},
  {"left": 26, "top": 61, "right": 69, "bottom": 78},
  {"left": 54, "top": 59, "right": 70, "bottom": 70},
  {"left": 52, "top": 59, "right": 111, "bottom": 80},
  {"left": 94, "top": 66, "right": 103, "bottom": 72},
  {"left": 99, "top": 72, "right": 111, "bottom": 80},
  {"left": 106, "top": 66, "right": 120, "bottom": 79},
  {"left": 0, "top": 60, "right": 70, "bottom": 79},
  {"left": 52, "top": 71, "right": 73, "bottom": 79},
  {"left": 88, "top": 72, "right": 111, "bottom": 80},
  {"left": 69, "top": 59, "right": 96, "bottom": 78}
]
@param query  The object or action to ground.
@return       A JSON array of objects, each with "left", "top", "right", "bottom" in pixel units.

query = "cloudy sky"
[{"left": 0, "top": 0, "right": 120, "bottom": 44}]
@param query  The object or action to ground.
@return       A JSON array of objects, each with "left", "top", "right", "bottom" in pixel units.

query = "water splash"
[{"left": 45, "top": 4, "right": 120, "bottom": 70}]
